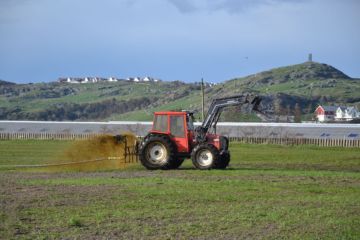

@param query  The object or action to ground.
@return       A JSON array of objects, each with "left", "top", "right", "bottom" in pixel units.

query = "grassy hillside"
[
  {"left": 207, "top": 62, "right": 360, "bottom": 121},
  {"left": 226, "top": 62, "right": 359, "bottom": 100},
  {"left": 0, "top": 81, "right": 203, "bottom": 121},
  {"left": 0, "top": 61, "right": 359, "bottom": 121}
]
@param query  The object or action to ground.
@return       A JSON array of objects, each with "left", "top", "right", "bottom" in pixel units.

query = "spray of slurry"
[{"left": 41, "top": 133, "right": 138, "bottom": 172}]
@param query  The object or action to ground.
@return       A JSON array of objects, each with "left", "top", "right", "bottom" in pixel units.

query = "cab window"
[
  {"left": 186, "top": 115, "right": 195, "bottom": 131},
  {"left": 153, "top": 115, "right": 168, "bottom": 132},
  {"left": 170, "top": 115, "right": 185, "bottom": 137}
]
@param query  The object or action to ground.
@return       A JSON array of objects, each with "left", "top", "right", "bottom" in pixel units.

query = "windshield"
[{"left": 187, "top": 115, "right": 195, "bottom": 131}]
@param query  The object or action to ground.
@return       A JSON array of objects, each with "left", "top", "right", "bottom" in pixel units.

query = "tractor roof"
[
  {"left": 154, "top": 111, "right": 194, "bottom": 116},
  {"left": 154, "top": 111, "right": 186, "bottom": 115}
]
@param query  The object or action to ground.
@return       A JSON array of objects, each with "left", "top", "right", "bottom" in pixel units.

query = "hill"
[
  {"left": 225, "top": 62, "right": 355, "bottom": 97},
  {"left": 0, "top": 79, "right": 16, "bottom": 86},
  {"left": 210, "top": 61, "right": 359, "bottom": 121},
  {"left": 0, "top": 62, "right": 359, "bottom": 122},
  {"left": 0, "top": 80, "right": 202, "bottom": 121}
]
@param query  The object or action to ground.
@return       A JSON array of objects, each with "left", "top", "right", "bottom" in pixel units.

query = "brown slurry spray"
[{"left": 41, "top": 133, "right": 138, "bottom": 172}]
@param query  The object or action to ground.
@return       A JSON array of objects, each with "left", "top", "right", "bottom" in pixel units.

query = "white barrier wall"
[{"left": 0, "top": 121, "right": 359, "bottom": 140}]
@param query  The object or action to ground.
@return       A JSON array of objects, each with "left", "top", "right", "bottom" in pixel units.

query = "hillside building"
[
  {"left": 108, "top": 77, "right": 118, "bottom": 82},
  {"left": 126, "top": 77, "right": 161, "bottom": 82},
  {"left": 59, "top": 76, "right": 162, "bottom": 84},
  {"left": 335, "top": 106, "right": 359, "bottom": 121},
  {"left": 308, "top": 53, "right": 313, "bottom": 62},
  {"left": 58, "top": 77, "right": 120, "bottom": 83},
  {"left": 315, "top": 106, "right": 337, "bottom": 122},
  {"left": 316, "top": 105, "right": 359, "bottom": 122}
]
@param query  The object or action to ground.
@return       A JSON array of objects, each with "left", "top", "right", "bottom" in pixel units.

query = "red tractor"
[{"left": 139, "top": 95, "right": 261, "bottom": 170}]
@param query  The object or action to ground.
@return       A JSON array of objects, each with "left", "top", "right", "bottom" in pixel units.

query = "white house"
[
  {"left": 67, "top": 77, "right": 81, "bottom": 84},
  {"left": 143, "top": 77, "right": 151, "bottom": 82},
  {"left": 335, "top": 106, "right": 359, "bottom": 121},
  {"left": 108, "top": 77, "right": 118, "bottom": 82}
]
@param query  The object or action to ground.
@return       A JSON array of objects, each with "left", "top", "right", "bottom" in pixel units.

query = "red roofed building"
[{"left": 315, "top": 105, "right": 337, "bottom": 122}]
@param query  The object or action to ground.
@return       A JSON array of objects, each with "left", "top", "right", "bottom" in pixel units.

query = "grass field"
[{"left": 0, "top": 140, "right": 359, "bottom": 239}]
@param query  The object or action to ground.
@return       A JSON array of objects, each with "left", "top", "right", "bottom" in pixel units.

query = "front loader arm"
[{"left": 195, "top": 94, "right": 261, "bottom": 142}]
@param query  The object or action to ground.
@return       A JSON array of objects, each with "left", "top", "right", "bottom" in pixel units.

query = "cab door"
[{"left": 169, "top": 114, "right": 189, "bottom": 153}]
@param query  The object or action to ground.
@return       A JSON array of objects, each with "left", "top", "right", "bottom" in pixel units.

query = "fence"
[
  {"left": 231, "top": 137, "right": 360, "bottom": 148},
  {"left": 0, "top": 132, "right": 99, "bottom": 140},
  {"left": 0, "top": 132, "right": 359, "bottom": 148}
]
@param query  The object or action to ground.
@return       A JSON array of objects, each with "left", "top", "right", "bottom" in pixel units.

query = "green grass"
[
  {"left": 0, "top": 140, "right": 72, "bottom": 166},
  {"left": 0, "top": 140, "right": 359, "bottom": 239},
  {"left": 1, "top": 140, "right": 358, "bottom": 171},
  {"left": 17, "top": 172, "right": 359, "bottom": 238},
  {"left": 230, "top": 143, "right": 360, "bottom": 171}
]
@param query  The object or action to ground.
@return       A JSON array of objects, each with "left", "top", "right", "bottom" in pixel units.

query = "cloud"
[
  {"left": 213, "top": 0, "right": 279, "bottom": 13},
  {"left": 166, "top": 0, "right": 310, "bottom": 14},
  {"left": 167, "top": 0, "right": 198, "bottom": 13},
  {"left": 0, "top": 0, "right": 31, "bottom": 23}
]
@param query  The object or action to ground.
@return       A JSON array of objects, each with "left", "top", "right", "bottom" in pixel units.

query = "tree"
[
  {"left": 294, "top": 103, "right": 302, "bottom": 123},
  {"left": 273, "top": 97, "right": 282, "bottom": 115}
]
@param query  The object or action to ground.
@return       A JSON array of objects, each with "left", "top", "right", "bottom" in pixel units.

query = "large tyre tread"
[
  {"left": 191, "top": 143, "right": 220, "bottom": 170},
  {"left": 214, "top": 152, "right": 230, "bottom": 169},
  {"left": 139, "top": 135, "right": 178, "bottom": 170}
]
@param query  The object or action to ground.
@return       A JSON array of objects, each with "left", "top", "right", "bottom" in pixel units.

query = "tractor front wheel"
[
  {"left": 214, "top": 152, "right": 230, "bottom": 169},
  {"left": 191, "top": 144, "right": 219, "bottom": 170},
  {"left": 139, "top": 135, "right": 177, "bottom": 170}
]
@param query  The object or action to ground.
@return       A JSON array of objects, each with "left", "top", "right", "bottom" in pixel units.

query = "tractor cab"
[{"left": 150, "top": 111, "right": 194, "bottom": 153}]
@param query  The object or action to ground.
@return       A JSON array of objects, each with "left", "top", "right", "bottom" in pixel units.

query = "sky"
[{"left": 0, "top": 0, "right": 359, "bottom": 83}]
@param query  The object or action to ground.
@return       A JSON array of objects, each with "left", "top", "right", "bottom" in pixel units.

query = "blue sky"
[{"left": 0, "top": 0, "right": 359, "bottom": 83}]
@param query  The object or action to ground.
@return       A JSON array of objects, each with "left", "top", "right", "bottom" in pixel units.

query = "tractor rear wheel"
[
  {"left": 139, "top": 135, "right": 177, "bottom": 170},
  {"left": 214, "top": 152, "right": 230, "bottom": 169},
  {"left": 191, "top": 144, "right": 219, "bottom": 170}
]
